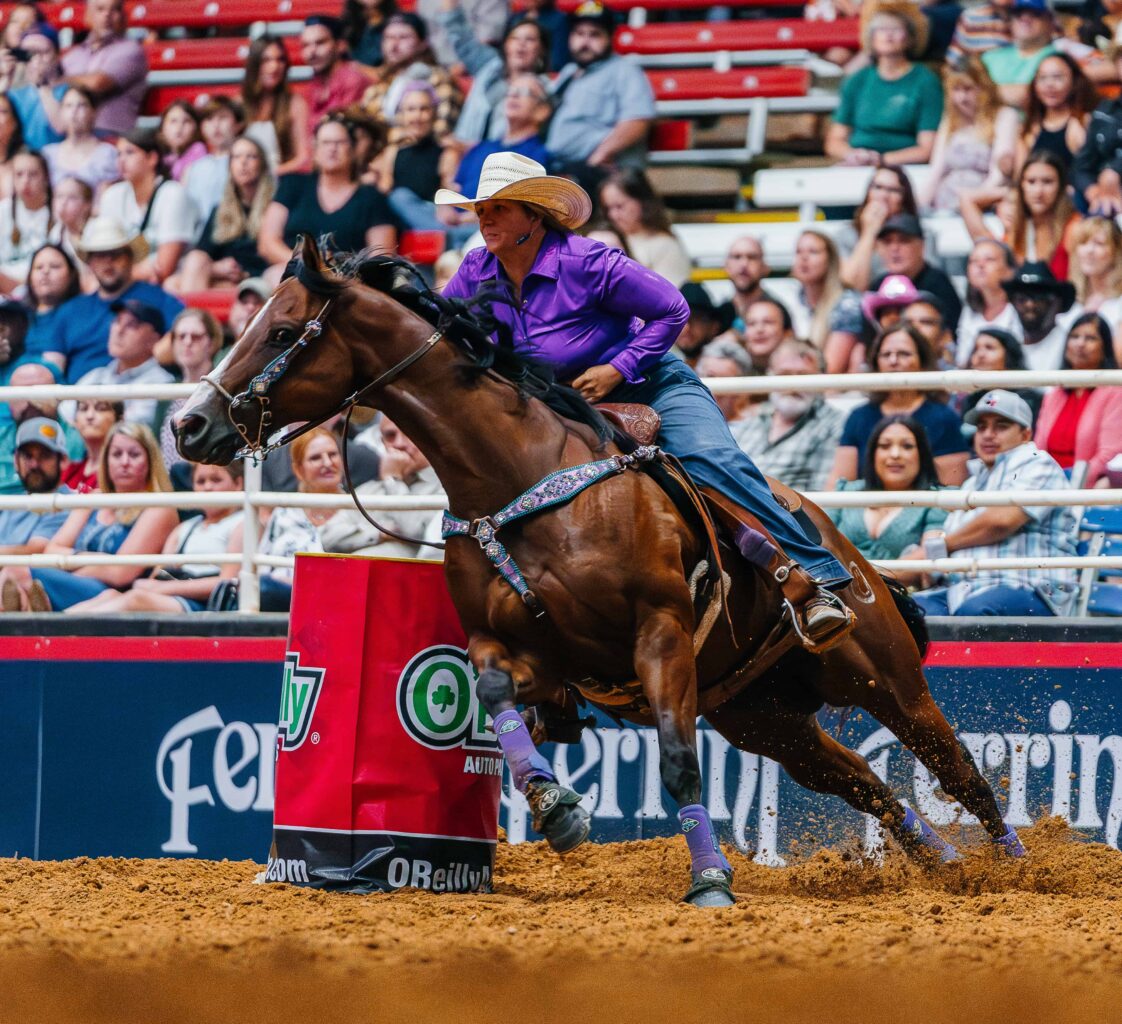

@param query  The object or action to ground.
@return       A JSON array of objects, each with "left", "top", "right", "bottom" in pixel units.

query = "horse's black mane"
[{"left": 285, "top": 242, "right": 614, "bottom": 445}]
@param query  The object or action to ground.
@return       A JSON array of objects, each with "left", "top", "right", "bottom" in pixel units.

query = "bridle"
[
  {"left": 197, "top": 293, "right": 446, "bottom": 548},
  {"left": 199, "top": 297, "right": 442, "bottom": 460}
]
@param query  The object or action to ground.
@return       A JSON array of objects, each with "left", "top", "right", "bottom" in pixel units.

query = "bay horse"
[{"left": 175, "top": 237, "right": 1023, "bottom": 906}]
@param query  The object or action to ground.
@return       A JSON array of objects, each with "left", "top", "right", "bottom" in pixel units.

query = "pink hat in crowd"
[{"left": 860, "top": 274, "right": 920, "bottom": 324}]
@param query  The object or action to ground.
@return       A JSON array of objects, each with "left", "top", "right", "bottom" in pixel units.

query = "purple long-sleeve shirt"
[{"left": 441, "top": 232, "right": 689, "bottom": 383}]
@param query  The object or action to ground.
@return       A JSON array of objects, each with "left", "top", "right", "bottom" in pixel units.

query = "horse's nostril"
[{"left": 175, "top": 413, "right": 209, "bottom": 452}]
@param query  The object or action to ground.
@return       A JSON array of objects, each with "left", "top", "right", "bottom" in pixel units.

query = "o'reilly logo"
[
  {"left": 396, "top": 645, "right": 498, "bottom": 752},
  {"left": 278, "top": 652, "right": 325, "bottom": 751},
  {"left": 264, "top": 856, "right": 310, "bottom": 884}
]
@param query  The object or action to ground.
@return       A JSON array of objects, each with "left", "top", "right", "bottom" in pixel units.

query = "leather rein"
[{"left": 199, "top": 298, "right": 446, "bottom": 550}]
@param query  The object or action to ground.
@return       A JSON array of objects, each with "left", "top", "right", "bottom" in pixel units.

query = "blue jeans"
[
  {"left": 30, "top": 568, "right": 113, "bottom": 610},
  {"left": 612, "top": 355, "right": 850, "bottom": 584},
  {"left": 913, "top": 584, "right": 1054, "bottom": 616},
  {"left": 388, "top": 188, "right": 478, "bottom": 249}
]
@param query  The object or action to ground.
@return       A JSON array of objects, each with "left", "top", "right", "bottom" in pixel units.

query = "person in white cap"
[
  {"left": 907, "top": 388, "right": 1078, "bottom": 616},
  {"left": 39, "top": 217, "right": 183, "bottom": 384},
  {"left": 438, "top": 151, "right": 856, "bottom": 647}
]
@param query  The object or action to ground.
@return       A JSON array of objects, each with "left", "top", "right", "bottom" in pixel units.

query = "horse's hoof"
[
  {"left": 682, "top": 869, "right": 735, "bottom": 908},
  {"left": 527, "top": 780, "right": 590, "bottom": 854},
  {"left": 995, "top": 827, "right": 1027, "bottom": 858}
]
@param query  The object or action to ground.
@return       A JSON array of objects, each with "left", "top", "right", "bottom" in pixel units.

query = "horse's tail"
[{"left": 880, "top": 575, "right": 929, "bottom": 661}]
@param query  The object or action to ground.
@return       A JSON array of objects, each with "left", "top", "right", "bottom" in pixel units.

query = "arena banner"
[
  {"left": 269, "top": 555, "right": 501, "bottom": 892},
  {"left": 516, "top": 642, "right": 1122, "bottom": 862},
  {"left": 0, "top": 635, "right": 285, "bottom": 861},
  {"left": 0, "top": 581, "right": 1120, "bottom": 866}
]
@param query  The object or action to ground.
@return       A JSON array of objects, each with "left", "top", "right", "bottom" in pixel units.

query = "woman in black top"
[
  {"left": 1017, "top": 53, "right": 1096, "bottom": 174},
  {"left": 179, "top": 135, "right": 276, "bottom": 291},
  {"left": 258, "top": 115, "right": 396, "bottom": 277},
  {"left": 372, "top": 81, "right": 456, "bottom": 201}
]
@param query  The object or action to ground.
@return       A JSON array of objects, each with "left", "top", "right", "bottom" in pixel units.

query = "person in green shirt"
[
  {"left": 829, "top": 414, "right": 948, "bottom": 566},
  {"left": 826, "top": 4, "right": 943, "bottom": 166}
]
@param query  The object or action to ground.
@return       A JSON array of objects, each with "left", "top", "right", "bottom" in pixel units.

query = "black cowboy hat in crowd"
[{"left": 1001, "top": 261, "right": 1076, "bottom": 312}]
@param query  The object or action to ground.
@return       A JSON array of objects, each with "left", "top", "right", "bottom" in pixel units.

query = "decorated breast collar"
[{"left": 441, "top": 446, "right": 662, "bottom": 617}]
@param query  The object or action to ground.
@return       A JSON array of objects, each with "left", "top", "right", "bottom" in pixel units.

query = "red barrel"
[{"left": 269, "top": 555, "right": 501, "bottom": 892}]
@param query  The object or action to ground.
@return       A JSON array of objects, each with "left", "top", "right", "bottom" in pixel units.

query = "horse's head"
[{"left": 174, "top": 236, "right": 362, "bottom": 465}]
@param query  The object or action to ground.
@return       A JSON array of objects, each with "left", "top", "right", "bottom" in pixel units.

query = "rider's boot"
[{"left": 736, "top": 525, "right": 855, "bottom": 652}]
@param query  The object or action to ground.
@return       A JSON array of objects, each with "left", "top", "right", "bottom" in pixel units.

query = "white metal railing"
[
  {"left": 6, "top": 368, "right": 1122, "bottom": 404},
  {"left": 6, "top": 371, "right": 1122, "bottom": 612}
]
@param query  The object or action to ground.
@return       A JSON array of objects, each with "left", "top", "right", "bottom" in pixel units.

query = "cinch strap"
[{"left": 442, "top": 445, "right": 662, "bottom": 616}]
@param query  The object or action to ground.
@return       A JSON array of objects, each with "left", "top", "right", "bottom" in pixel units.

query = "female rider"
[{"left": 437, "top": 153, "right": 853, "bottom": 647}]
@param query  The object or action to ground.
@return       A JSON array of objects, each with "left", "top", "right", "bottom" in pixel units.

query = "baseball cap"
[
  {"left": 384, "top": 12, "right": 427, "bottom": 39},
  {"left": 21, "top": 23, "right": 60, "bottom": 50},
  {"left": 237, "top": 277, "right": 270, "bottom": 302},
  {"left": 570, "top": 0, "right": 614, "bottom": 33},
  {"left": 876, "top": 213, "right": 924, "bottom": 241},
  {"left": 964, "top": 389, "right": 1033, "bottom": 430},
  {"left": 1011, "top": 0, "right": 1051, "bottom": 15},
  {"left": 16, "top": 417, "right": 68, "bottom": 457},
  {"left": 110, "top": 299, "right": 166, "bottom": 335}
]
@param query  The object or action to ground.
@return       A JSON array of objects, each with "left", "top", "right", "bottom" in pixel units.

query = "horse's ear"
[{"left": 296, "top": 234, "right": 323, "bottom": 271}]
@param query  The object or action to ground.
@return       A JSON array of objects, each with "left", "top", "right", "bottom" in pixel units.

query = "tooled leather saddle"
[{"left": 595, "top": 402, "right": 803, "bottom": 514}]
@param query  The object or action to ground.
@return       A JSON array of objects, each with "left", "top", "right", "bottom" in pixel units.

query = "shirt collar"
[
  {"left": 967, "top": 439, "right": 1036, "bottom": 479},
  {"left": 475, "top": 230, "right": 563, "bottom": 284}
]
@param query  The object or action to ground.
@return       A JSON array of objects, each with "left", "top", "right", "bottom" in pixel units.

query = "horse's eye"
[{"left": 270, "top": 327, "right": 296, "bottom": 347}]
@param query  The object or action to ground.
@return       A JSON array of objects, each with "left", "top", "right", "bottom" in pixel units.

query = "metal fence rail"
[{"left": 5, "top": 373, "right": 1122, "bottom": 611}]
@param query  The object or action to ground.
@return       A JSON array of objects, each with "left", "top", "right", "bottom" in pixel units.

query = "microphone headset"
[{"left": 515, "top": 224, "right": 539, "bottom": 246}]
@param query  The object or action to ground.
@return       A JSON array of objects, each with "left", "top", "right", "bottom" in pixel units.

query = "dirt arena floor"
[{"left": 1, "top": 819, "right": 1120, "bottom": 1024}]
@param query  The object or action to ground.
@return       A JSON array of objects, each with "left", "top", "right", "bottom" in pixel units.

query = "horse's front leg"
[
  {"left": 635, "top": 608, "right": 735, "bottom": 908},
  {"left": 469, "top": 636, "right": 591, "bottom": 854}
]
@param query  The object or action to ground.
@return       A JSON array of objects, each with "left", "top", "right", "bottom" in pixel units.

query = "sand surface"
[{"left": 2, "top": 819, "right": 1120, "bottom": 1023}]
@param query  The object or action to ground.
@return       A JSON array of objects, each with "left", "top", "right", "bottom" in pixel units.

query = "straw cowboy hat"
[
  {"left": 434, "top": 153, "right": 593, "bottom": 231},
  {"left": 74, "top": 216, "right": 149, "bottom": 263}
]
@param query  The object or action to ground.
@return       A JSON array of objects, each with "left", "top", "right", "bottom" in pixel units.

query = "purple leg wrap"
[
  {"left": 679, "top": 804, "right": 732, "bottom": 874},
  {"left": 735, "top": 524, "right": 778, "bottom": 571},
  {"left": 492, "top": 709, "right": 555, "bottom": 792},
  {"left": 901, "top": 807, "right": 961, "bottom": 863},
  {"left": 995, "top": 826, "right": 1027, "bottom": 858}
]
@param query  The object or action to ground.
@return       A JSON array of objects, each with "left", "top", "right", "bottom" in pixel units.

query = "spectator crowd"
[{"left": 0, "top": 0, "right": 1119, "bottom": 618}]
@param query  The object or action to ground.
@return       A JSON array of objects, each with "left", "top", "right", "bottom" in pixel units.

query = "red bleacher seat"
[
  {"left": 398, "top": 230, "right": 445, "bottom": 266},
  {"left": 143, "top": 82, "right": 240, "bottom": 116},
  {"left": 145, "top": 36, "right": 302, "bottom": 73},
  {"left": 650, "top": 119, "right": 690, "bottom": 151},
  {"left": 143, "top": 80, "right": 310, "bottom": 115},
  {"left": 551, "top": 0, "right": 800, "bottom": 9},
  {"left": 616, "top": 18, "right": 860, "bottom": 56},
  {"left": 646, "top": 66, "right": 809, "bottom": 102},
  {"left": 180, "top": 289, "right": 236, "bottom": 323}
]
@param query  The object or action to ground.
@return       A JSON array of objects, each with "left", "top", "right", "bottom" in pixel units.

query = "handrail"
[
  {"left": 5, "top": 373, "right": 1122, "bottom": 613},
  {"left": 0, "top": 488, "right": 1115, "bottom": 512},
  {"left": 5, "top": 368, "right": 1122, "bottom": 402}
]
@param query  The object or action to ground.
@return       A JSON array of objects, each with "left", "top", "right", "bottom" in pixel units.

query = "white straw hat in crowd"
[
  {"left": 434, "top": 153, "right": 593, "bottom": 231},
  {"left": 74, "top": 217, "right": 149, "bottom": 264}
]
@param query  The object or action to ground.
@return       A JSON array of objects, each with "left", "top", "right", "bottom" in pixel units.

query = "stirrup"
[{"left": 782, "top": 590, "right": 855, "bottom": 654}]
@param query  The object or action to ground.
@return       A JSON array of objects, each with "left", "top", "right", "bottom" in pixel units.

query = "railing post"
[{"left": 238, "top": 459, "right": 262, "bottom": 613}]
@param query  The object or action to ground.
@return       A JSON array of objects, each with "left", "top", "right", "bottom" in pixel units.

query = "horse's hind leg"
[
  {"left": 468, "top": 636, "right": 591, "bottom": 854},
  {"left": 708, "top": 693, "right": 959, "bottom": 863},
  {"left": 863, "top": 683, "right": 1025, "bottom": 856}
]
